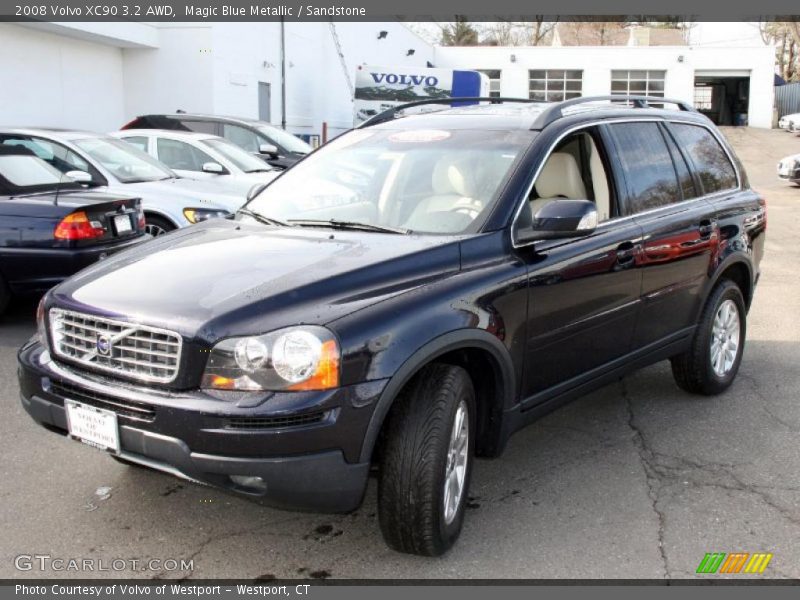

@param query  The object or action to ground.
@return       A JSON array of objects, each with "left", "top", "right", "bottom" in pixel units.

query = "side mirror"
[
  {"left": 258, "top": 143, "right": 279, "bottom": 157},
  {"left": 65, "top": 170, "right": 92, "bottom": 184},
  {"left": 246, "top": 182, "right": 269, "bottom": 202},
  {"left": 516, "top": 199, "right": 598, "bottom": 244},
  {"left": 202, "top": 162, "right": 226, "bottom": 174}
]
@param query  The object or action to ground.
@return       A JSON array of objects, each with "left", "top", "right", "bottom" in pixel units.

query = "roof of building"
[{"left": 554, "top": 23, "right": 630, "bottom": 46}]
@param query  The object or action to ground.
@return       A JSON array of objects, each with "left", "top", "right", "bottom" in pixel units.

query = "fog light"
[{"left": 230, "top": 475, "right": 267, "bottom": 493}]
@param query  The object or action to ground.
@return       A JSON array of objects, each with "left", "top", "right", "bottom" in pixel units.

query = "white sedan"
[
  {"left": 778, "top": 112, "right": 800, "bottom": 132},
  {"left": 112, "top": 129, "right": 280, "bottom": 195},
  {"left": 778, "top": 153, "right": 800, "bottom": 185}
]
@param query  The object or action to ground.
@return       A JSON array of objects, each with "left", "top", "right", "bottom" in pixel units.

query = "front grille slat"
[
  {"left": 224, "top": 411, "right": 327, "bottom": 430},
  {"left": 50, "top": 380, "right": 156, "bottom": 422},
  {"left": 50, "top": 308, "right": 182, "bottom": 384}
]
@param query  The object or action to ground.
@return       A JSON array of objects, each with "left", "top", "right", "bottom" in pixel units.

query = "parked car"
[
  {"left": 778, "top": 112, "right": 800, "bottom": 132},
  {"left": 111, "top": 130, "right": 280, "bottom": 195},
  {"left": 0, "top": 129, "right": 245, "bottom": 236},
  {"left": 19, "top": 96, "right": 766, "bottom": 556},
  {"left": 0, "top": 146, "right": 146, "bottom": 315},
  {"left": 778, "top": 153, "right": 800, "bottom": 184},
  {"left": 121, "top": 113, "right": 312, "bottom": 169}
]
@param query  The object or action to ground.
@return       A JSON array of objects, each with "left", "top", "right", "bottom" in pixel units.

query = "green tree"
[{"left": 440, "top": 16, "right": 480, "bottom": 46}]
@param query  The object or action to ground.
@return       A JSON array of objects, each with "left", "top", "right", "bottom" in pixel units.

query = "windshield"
[
  {"left": 74, "top": 137, "right": 173, "bottom": 183},
  {"left": 0, "top": 154, "right": 80, "bottom": 195},
  {"left": 246, "top": 127, "right": 529, "bottom": 234},
  {"left": 256, "top": 125, "right": 312, "bottom": 154},
  {"left": 202, "top": 138, "right": 274, "bottom": 173}
]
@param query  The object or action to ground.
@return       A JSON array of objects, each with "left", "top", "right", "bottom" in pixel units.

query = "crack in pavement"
[
  {"left": 621, "top": 377, "right": 800, "bottom": 580},
  {"left": 738, "top": 371, "right": 799, "bottom": 433},
  {"left": 621, "top": 379, "right": 670, "bottom": 580}
]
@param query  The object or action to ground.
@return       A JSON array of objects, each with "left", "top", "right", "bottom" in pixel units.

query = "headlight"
[
  {"left": 201, "top": 326, "right": 340, "bottom": 391},
  {"left": 183, "top": 207, "right": 231, "bottom": 224},
  {"left": 36, "top": 296, "right": 49, "bottom": 351}
]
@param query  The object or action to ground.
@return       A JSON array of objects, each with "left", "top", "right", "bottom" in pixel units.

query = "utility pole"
[{"left": 280, "top": 17, "right": 287, "bottom": 130}]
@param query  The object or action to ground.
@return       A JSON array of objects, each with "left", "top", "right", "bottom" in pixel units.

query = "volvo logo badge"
[{"left": 96, "top": 335, "right": 112, "bottom": 356}]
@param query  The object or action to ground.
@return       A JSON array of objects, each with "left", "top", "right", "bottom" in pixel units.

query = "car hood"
[
  {"left": 50, "top": 219, "right": 461, "bottom": 342},
  {"left": 120, "top": 178, "right": 245, "bottom": 212}
]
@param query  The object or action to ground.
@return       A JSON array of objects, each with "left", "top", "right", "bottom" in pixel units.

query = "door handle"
[
  {"left": 616, "top": 241, "right": 636, "bottom": 264},
  {"left": 698, "top": 219, "right": 716, "bottom": 239}
]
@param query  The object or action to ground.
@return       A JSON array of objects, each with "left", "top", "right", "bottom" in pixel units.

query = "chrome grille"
[{"left": 49, "top": 308, "right": 182, "bottom": 384}]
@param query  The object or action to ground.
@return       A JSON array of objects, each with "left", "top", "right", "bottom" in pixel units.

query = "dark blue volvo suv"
[{"left": 18, "top": 96, "right": 766, "bottom": 555}]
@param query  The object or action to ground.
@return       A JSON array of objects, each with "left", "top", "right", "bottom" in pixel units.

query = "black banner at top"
[{"left": 0, "top": 0, "right": 799, "bottom": 21}]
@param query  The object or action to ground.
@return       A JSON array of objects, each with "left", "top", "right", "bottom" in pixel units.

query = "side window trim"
[
  {"left": 659, "top": 122, "right": 701, "bottom": 200},
  {"left": 598, "top": 121, "right": 633, "bottom": 223},
  {"left": 663, "top": 121, "right": 741, "bottom": 198}
]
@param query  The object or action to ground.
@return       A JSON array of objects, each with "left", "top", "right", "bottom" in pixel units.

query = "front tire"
[
  {"left": 378, "top": 364, "right": 475, "bottom": 556},
  {"left": 671, "top": 280, "right": 746, "bottom": 395}
]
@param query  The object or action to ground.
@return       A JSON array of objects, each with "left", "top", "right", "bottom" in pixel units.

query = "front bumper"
[
  {"left": 778, "top": 166, "right": 800, "bottom": 183},
  {"left": 18, "top": 340, "right": 385, "bottom": 512}
]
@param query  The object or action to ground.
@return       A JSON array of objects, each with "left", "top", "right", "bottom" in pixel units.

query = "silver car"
[
  {"left": 0, "top": 128, "right": 246, "bottom": 236},
  {"left": 111, "top": 129, "right": 280, "bottom": 195}
]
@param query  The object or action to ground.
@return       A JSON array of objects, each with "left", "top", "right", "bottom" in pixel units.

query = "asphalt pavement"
[{"left": 1, "top": 127, "right": 798, "bottom": 580}]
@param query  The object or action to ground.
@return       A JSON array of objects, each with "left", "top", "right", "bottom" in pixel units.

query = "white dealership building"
[{"left": 0, "top": 21, "right": 777, "bottom": 138}]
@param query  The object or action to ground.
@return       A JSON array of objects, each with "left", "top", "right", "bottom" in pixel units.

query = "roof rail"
[
  {"left": 358, "top": 97, "right": 543, "bottom": 128},
  {"left": 531, "top": 95, "right": 696, "bottom": 130}
]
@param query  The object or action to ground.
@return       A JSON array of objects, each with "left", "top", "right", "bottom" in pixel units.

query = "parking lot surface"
[{"left": 1, "top": 127, "right": 798, "bottom": 580}]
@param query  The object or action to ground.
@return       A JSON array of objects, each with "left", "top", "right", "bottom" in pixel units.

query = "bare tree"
[
  {"left": 759, "top": 21, "right": 799, "bottom": 81},
  {"left": 556, "top": 21, "right": 629, "bottom": 46},
  {"left": 481, "top": 18, "right": 557, "bottom": 46}
]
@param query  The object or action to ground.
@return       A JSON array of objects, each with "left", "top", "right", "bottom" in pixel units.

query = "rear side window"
[
  {"left": 156, "top": 138, "right": 214, "bottom": 172},
  {"left": 223, "top": 124, "right": 260, "bottom": 153},
  {"left": 180, "top": 120, "right": 217, "bottom": 135},
  {"left": 122, "top": 136, "right": 148, "bottom": 153},
  {"left": 669, "top": 123, "right": 737, "bottom": 194},
  {"left": 608, "top": 122, "right": 680, "bottom": 215}
]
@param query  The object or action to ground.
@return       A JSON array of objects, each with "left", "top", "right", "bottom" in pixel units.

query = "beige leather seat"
[
  {"left": 405, "top": 155, "right": 484, "bottom": 231},
  {"left": 586, "top": 138, "right": 611, "bottom": 221},
  {"left": 529, "top": 152, "right": 587, "bottom": 218}
]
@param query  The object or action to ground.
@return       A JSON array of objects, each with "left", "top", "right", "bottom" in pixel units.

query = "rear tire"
[
  {"left": 671, "top": 280, "right": 746, "bottom": 395},
  {"left": 145, "top": 215, "right": 175, "bottom": 237},
  {"left": 378, "top": 363, "right": 475, "bottom": 556}
]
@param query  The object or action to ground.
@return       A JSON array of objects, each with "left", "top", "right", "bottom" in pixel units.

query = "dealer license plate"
[
  {"left": 65, "top": 400, "right": 120, "bottom": 453},
  {"left": 114, "top": 214, "right": 133, "bottom": 234}
]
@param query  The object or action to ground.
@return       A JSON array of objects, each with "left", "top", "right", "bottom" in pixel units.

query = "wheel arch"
[
  {"left": 359, "top": 329, "right": 517, "bottom": 463},
  {"left": 707, "top": 256, "right": 754, "bottom": 310},
  {"left": 143, "top": 210, "right": 179, "bottom": 228}
]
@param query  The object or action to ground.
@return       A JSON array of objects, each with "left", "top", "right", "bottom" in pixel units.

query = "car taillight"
[
  {"left": 54, "top": 211, "right": 105, "bottom": 240},
  {"left": 137, "top": 209, "right": 146, "bottom": 230}
]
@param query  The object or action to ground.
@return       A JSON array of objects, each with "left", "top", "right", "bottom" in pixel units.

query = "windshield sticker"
[{"left": 388, "top": 130, "right": 451, "bottom": 143}]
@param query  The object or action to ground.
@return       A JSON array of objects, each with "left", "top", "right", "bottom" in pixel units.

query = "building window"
[
  {"left": 529, "top": 70, "right": 583, "bottom": 102},
  {"left": 611, "top": 70, "right": 666, "bottom": 98},
  {"left": 693, "top": 86, "right": 713, "bottom": 110},
  {"left": 478, "top": 69, "right": 502, "bottom": 98}
]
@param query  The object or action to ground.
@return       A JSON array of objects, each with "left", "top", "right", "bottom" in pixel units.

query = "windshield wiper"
[
  {"left": 245, "top": 168, "right": 277, "bottom": 173},
  {"left": 287, "top": 219, "right": 409, "bottom": 234},
  {"left": 238, "top": 208, "right": 290, "bottom": 227}
]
